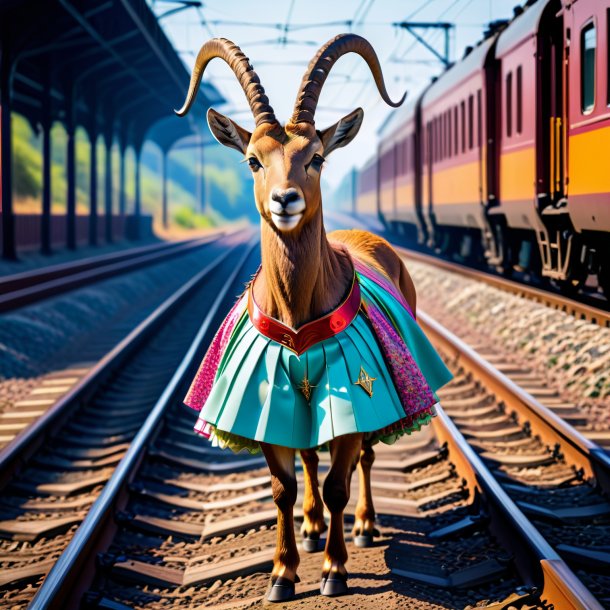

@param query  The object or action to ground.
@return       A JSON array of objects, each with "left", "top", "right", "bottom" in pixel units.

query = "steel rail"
[
  {"left": 0, "top": 231, "right": 227, "bottom": 311},
  {"left": 430, "top": 405, "right": 603, "bottom": 610},
  {"left": 28, "top": 238, "right": 258, "bottom": 610},
  {"left": 0, "top": 233, "right": 223, "bottom": 292},
  {"left": 396, "top": 246, "right": 610, "bottom": 328},
  {"left": 418, "top": 309, "right": 610, "bottom": 496},
  {"left": 0, "top": 230, "right": 249, "bottom": 488}
]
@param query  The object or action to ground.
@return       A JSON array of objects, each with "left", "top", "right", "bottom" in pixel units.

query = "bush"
[
  {"left": 12, "top": 115, "right": 42, "bottom": 199},
  {"left": 172, "top": 205, "right": 215, "bottom": 229}
]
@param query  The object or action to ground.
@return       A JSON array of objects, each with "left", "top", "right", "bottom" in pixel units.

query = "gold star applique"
[
  {"left": 354, "top": 366, "right": 376, "bottom": 397},
  {"left": 299, "top": 374, "right": 316, "bottom": 401}
]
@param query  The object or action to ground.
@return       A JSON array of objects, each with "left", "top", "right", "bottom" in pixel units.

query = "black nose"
[{"left": 271, "top": 188, "right": 300, "bottom": 207}]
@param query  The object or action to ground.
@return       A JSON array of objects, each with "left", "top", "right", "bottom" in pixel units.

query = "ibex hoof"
[
  {"left": 267, "top": 576, "right": 295, "bottom": 603},
  {"left": 302, "top": 533, "right": 324, "bottom": 553},
  {"left": 354, "top": 534, "right": 374, "bottom": 547},
  {"left": 320, "top": 572, "right": 348, "bottom": 597}
]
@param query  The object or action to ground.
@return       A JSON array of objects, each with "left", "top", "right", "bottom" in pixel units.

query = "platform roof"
[{"left": 0, "top": 0, "right": 224, "bottom": 151}]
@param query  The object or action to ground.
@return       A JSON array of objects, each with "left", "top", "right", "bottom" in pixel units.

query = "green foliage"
[
  {"left": 204, "top": 164, "right": 242, "bottom": 205},
  {"left": 12, "top": 115, "right": 41, "bottom": 199},
  {"left": 172, "top": 204, "right": 215, "bottom": 229},
  {"left": 11, "top": 112, "right": 253, "bottom": 226},
  {"left": 168, "top": 142, "right": 255, "bottom": 221},
  {"left": 75, "top": 128, "right": 90, "bottom": 213},
  {"left": 50, "top": 123, "right": 67, "bottom": 212}
]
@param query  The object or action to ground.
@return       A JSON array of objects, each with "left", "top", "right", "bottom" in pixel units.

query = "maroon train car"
[{"left": 364, "top": 0, "right": 610, "bottom": 297}]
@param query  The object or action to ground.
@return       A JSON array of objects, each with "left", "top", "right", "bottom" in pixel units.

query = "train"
[{"left": 341, "top": 0, "right": 609, "bottom": 298}]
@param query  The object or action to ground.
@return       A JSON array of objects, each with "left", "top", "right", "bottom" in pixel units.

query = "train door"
[
  {"left": 425, "top": 121, "right": 435, "bottom": 246},
  {"left": 539, "top": 6, "right": 567, "bottom": 206},
  {"left": 413, "top": 109, "right": 427, "bottom": 244},
  {"left": 535, "top": 2, "right": 585, "bottom": 284}
]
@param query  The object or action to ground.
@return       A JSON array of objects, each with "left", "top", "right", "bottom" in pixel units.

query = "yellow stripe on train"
[
  {"left": 569, "top": 125, "right": 610, "bottom": 196},
  {"left": 431, "top": 160, "right": 480, "bottom": 205},
  {"left": 500, "top": 147, "right": 536, "bottom": 203}
]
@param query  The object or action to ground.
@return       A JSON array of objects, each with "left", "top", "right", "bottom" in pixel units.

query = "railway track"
[
  {"left": 327, "top": 211, "right": 608, "bottom": 325},
  {"left": 7, "top": 327, "right": 602, "bottom": 608},
  {"left": 396, "top": 246, "right": 610, "bottom": 328},
  {"left": 0, "top": 230, "right": 259, "bottom": 608},
  {"left": 420, "top": 311, "right": 610, "bottom": 607},
  {"left": 2, "top": 225, "right": 607, "bottom": 608},
  {"left": 0, "top": 231, "right": 230, "bottom": 450},
  {"left": 0, "top": 231, "right": 226, "bottom": 312},
  {"left": 330, "top": 213, "right": 610, "bottom": 448},
  {"left": 395, "top": 250, "right": 610, "bottom": 453}
]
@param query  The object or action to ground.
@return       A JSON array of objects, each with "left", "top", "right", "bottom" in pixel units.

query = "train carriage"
[
  {"left": 490, "top": 0, "right": 569, "bottom": 279},
  {"left": 376, "top": 100, "right": 424, "bottom": 241},
  {"left": 491, "top": 0, "right": 609, "bottom": 292},
  {"left": 419, "top": 36, "right": 497, "bottom": 259},
  {"left": 364, "top": 0, "right": 610, "bottom": 298},
  {"left": 564, "top": 0, "right": 610, "bottom": 293},
  {"left": 377, "top": 116, "right": 397, "bottom": 230},
  {"left": 355, "top": 155, "right": 378, "bottom": 218}
]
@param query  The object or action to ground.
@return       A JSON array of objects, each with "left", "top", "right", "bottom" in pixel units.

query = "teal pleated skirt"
[{"left": 189, "top": 269, "right": 452, "bottom": 453}]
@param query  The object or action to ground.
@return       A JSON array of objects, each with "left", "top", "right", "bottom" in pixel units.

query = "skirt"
[{"left": 184, "top": 256, "right": 453, "bottom": 453}]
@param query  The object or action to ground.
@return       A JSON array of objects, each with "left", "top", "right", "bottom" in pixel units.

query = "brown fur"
[
  {"left": 210, "top": 110, "right": 417, "bottom": 593},
  {"left": 300, "top": 450, "right": 326, "bottom": 537}
]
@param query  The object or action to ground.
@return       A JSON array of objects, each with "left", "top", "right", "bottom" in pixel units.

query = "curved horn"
[
  {"left": 175, "top": 38, "right": 276, "bottom": 127},
  {"left": 291, "top": 34, "right": 406, "bottom": 125}
]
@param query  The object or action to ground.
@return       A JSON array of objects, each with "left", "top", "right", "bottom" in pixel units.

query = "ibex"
[{"left": 179, "top": 35, "right": 452, "bottom": 602}]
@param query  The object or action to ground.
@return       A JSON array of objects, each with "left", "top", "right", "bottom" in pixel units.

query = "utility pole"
[{"left": 393, "top": 21, "right": 455, "bottom": 68}]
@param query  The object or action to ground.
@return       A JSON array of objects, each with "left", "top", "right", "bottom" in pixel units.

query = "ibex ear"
[
  {"left": 318, "top": 107, "right": 364, "bottom": 156},
  {"left": 207, "top": 108, "right": 251, "bottom": 154}
]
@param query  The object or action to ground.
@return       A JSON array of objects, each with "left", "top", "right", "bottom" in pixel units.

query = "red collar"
[{"left": 247, "top": 272, "right": 361, "bottom": 356}]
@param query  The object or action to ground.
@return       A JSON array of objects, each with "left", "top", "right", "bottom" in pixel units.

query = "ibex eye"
[
  {"left": 307, "top": 154, "right": 325, "bottom": 171},
  {"left": 247, "top": 157, "right": 262, "bottom": 172}
]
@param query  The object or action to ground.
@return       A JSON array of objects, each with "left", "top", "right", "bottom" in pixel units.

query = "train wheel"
[
  {"left": 599, "top": 261, "right": 610, "bottom": 300},
  {"left": 552, "top": 264, "right": 588, "bottom": 296},
  {"left": 492, "top": 224, "right": 513, "bottom": 276},
  {"left": 552, "top": 239, "right": 589, "bottom": 296}
]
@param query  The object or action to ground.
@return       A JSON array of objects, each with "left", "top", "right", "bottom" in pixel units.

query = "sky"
[{"left": 150, "top": 0, "right": 518, "bottom": 188}]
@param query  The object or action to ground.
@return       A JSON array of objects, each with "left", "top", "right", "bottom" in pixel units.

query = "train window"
[
  {"left": 447, "top": 110, "right": 451, "bottom": 157},
  {"left": 395, "top": 141, "right": 401, "bottom": 176},
  {"left": 394, "top": 142, "right": 400, "bottom": 177},
  {"left": 444, "top": 113, "right": 448, "bottom": 158},
  {"left": 437, "top": 117, "right": 441, "bottom": 162},
  {"left": 436, "top": 116, "right": 440, "bottom": 162},
  {"left": 581, "top": 22, "right": 596, "bottom": 112},
  {"left": 477, "top": 89, "right": 482, "bottom": 147},
  {"left": 454, "top": 106, "right": 458, "bottom": 155},
  {"left": 438, "top": 114, "right": 445, "bottom": 161},
  {"left": 461, "top": 100, "right": 466, "bottom": 153},
  {"left": 506, "top": 71, "right": 513, "bottom": 137},
  {"left": 412, "top": 134, "right": 416, "bottom": 172},
  {"left": 468, "top": 94, "right": 474, "bottom": 149},
  {"left": 608, "top": 10, "right": 610, "bottom": 106},
  {"left": 447, "top": 108, "right": 453, "bottom": 158},
  {"left": 437, "top": 116, "right": 442, "bottom": 161},
  {"left": 443, "top": 112, "right": 448, "bottom": 159},
  {"left": 516, "top": 67, "right": 523, "bottom": 133}
]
